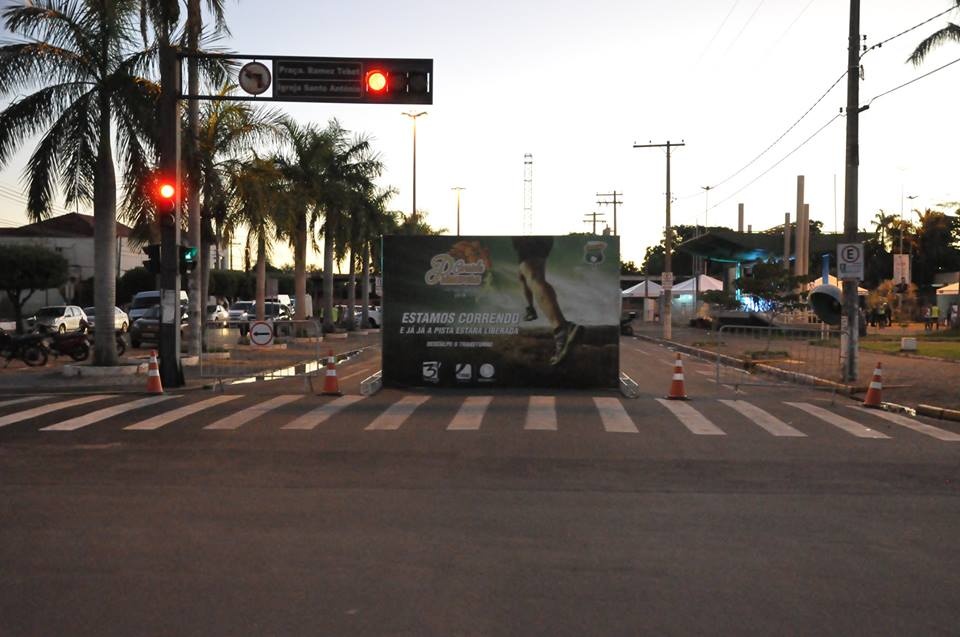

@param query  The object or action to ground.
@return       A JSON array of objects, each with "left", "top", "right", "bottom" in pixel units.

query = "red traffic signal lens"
[
  {"left": 158, "top": 183, "right": 175, "bottom": 200},
  {"left": 366, "top": 70, "right": 388, "bottom": 93}
]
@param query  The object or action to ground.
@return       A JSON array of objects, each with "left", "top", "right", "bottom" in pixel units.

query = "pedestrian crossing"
[{"left": 0, "top": 392, "right": 958, "bottom": 443}]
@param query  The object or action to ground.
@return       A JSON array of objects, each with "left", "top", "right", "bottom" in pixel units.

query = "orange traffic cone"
[
  {"left": 862, "top": 362, "right": 883, "bottom": 408},
  {"left": 321, "top": 349, "right": 342, "bottom": 396},
  {"left": 146, "top": 350, "right": 163, "bottom": 394},
  {"left": 666, "top": 352, "right": 688, "bottom": 400}
]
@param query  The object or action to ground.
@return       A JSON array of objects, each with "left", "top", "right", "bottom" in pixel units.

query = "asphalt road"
[{"left": 1, "top": 336, "right": 958, "bottom": 636}]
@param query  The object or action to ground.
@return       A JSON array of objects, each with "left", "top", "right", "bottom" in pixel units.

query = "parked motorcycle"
[
  {"left": 0, "top": 328, "right": 48, "bottom": 367},
  {"left": 84, "top": 331, "right": 127, "bottom": 357},
  {"left": 44, "top": 330, "right": 91, "bottom": 361}
]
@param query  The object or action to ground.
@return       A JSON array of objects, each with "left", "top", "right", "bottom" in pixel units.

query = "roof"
[
  {"left": 676, "top": 228, "right": 872, "bottom": 263},
  {"left": 0, "top": 213, "right": 133, "bottom": 239}
]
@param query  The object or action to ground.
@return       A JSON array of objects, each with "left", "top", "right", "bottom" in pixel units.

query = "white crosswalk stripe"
[
  {"left": 124, "top": 395, "right": 241, "bottom": 431},
  {"left": 524, "top": 396, "right": 557, "bottom": 431},
  {"left": 447, "top": 396, "right": 492, "bottom": 431},
  {"left": 205, "top": 394, "right": 303, "bottom": 430},
  {"left": 42, "top": 395, "right": 178, "bottom": 431},
  {"left": 656, "top": 399, "right": 726, "bottom": 435},
  {"left": 786, "top": 402, "right": 889, "bottom": 439},
  {"left": 718, "top": 399, "right": 806, "bottom": 437},
  {"left": 593, "top": 397, "right": 638, "bottom": 433},
  {"left": 282, "top": 395, "right": 365, "bottom": 430},
  {"left": 0, "top": 395, "right": 113, "bottom": 428},
  {"left": 848, "top": 406, "right": 960, "bottom": 442},
  {"left": 0, "top": 396, "right": 42, "bottom": 409},
  {"left": 366, "top": 395, "right": 430, "bottom": 430}
]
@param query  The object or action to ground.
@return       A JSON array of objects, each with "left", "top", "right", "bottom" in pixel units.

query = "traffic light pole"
[{"left": 159, "top": 43, "right": 184, "bottom": 387}]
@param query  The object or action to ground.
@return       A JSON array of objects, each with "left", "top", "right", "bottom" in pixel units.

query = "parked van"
[{"left": 128, "top": 290, "right": 189, "bottom": 321}]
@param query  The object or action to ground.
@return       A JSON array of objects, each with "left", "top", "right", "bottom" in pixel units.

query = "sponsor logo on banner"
[
  {"left": 455, "top": 363, "right": 473, "bottom": 382},
  {"left": 478, "top": 363, "right": 496, "bottom": 382},
  {"left": 584, "top": 241, "right": 608, "bottom": 264},
  {"left": 422, "top": 361, "right": 441, "bottom": 383}
]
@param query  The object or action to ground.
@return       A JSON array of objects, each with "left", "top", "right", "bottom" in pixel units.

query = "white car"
[
  {"left": 207, "top": 304, "right": 229, "bottom": 328},
  {"left": 30, "top": 305, "right": 88, "bottom": 334},
  {"left": 83, "top": 306, "right": 130, "bottom": 333},
  {"left": 353, "top": 306, "right": 383, "bottom": 328},
  {"left": 227, "top": 301, "right": 254, "bottom": 328}
]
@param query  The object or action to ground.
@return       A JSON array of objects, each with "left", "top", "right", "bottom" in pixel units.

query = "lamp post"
[
  {"left": 402, "top": 111, "right": 427, "bottom": 219},
  {"left": 451, "top": 186, "right": 465, "bottom": 236}
]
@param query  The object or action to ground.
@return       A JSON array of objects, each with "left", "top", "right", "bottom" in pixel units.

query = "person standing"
[{"left": 931, "top": 304, "right": 941, "bottom": 331}]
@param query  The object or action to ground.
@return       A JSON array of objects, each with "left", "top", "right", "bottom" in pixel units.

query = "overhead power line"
[
  {"left": 864, "top": 53, "right": 960, "bottom": 108},
  {"left": 861, "top": 5, "right": 957, "bottom": 57}
]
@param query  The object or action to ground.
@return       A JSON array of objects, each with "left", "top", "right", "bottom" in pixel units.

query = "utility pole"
[
  {"left": 402, "top": 111, "right": 427, "bottom": 219},
  {"left": 842, "top": 0, "right": 860, "bottom": 382},
  {"left": 583, "top": 211, "right": 606, "bottom": 235},
  {"left": 451, "top": 186, "right": 465, "bottom": 236},
  {"left": 596, "top": 191, "right": 623, "bottom": 235},
  {"left": 634, "top": 140, "right": 685, "bottom": 340}
]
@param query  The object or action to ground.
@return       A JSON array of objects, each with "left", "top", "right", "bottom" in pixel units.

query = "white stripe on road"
[
  {"left": 785, "top": 402, "right": 889, "bottom": 439},
  {"left": 0, "top": 395, "right": 112, "bottom": 428},
  {"left": 205, "top": 394, "right": 302, "bottom": 430},
  {"left": 718, "top": 399, "right": 806, "bottom": 437},
  {"left": 366, "top": 395, "right": 429, "bottom": 430},
  {"left": 849, "top": 406, "right": 960, "bottom": 442},
  {"left": 447, "top": 396, "right": 492, "bottom": 431},
  {"left": 524, "top": 396, "right": 557, "bottom": 431},
  {"left": 593, "top": 397, "right": 638, "bottom": 433},
  {"left": 124, "top": 394, "right": 241, "bottom": 430},
  {"left": 282, "top": 395, "right": 365, "bottom": 430},
  {"left": 655, "top": 399, "right": 726, "bottom": 435},
  {"left": 42, "top": 395, "right": 178, "bottom": 431},
  {"left": 0, "top": 396, "right": 42, "bottom": 409}
]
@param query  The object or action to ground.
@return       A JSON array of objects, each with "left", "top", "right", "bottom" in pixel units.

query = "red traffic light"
[
  {"left": 365, "top": 69, "right": 388, "bottom": 94},
  {"left": 158, "top": 183, "right": 176, "bottom": 200}
]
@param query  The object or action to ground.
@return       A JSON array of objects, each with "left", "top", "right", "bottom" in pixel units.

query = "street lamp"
[
  {"left": 451, "top": 186, "right": 465, "bottom": 236},
  {"left": 402, "top": 111, "right": 427, "bottom": 219}
]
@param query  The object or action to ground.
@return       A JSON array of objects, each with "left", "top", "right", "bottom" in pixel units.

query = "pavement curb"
[{"left": 917, "top": 404, "right": 960, "bottom": 422}]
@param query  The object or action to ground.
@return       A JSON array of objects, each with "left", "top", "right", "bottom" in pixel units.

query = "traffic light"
[
  {"left": 143, "top": 244, "right": 161, "bottom": 274},
  {"left": 179, "top": 244, "right": 198, "bottom": 276},
  {"left": 154, "top": 178, "right": 177, "bottom": 226},
  {"left": 362, "top": 60, "right": 431, "bottom": 103}
]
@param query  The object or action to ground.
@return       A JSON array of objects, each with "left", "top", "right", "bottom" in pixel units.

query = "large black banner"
[{"left": 382, "top": 235, "right": 620, "bottom": 388}]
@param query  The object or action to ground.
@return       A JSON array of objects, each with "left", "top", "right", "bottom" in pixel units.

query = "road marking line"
[
  {"left": 0, "top": 395, "right": 113, "bottom": 429},
  {"left": 785, "top": 402, "right": 889, "bottom": 439},
  {"left": 282, "top": 395, "right": 365, "bottom": 430},
  {"left": 124, "top": 395, "right": 241, "bottom": 431},
  {"left": 205, "top": 394, "right": 302, "bottom": 430},
  {"left": 366, "top": 395, "right": 429, "bottom": 430},
  {"left": 655, "top": 399, "right": 726, "bottom": 435},
  {"left": 593, "top": 397, "right": 638, "bottom": 433},
  {"left": 525, "top": 396, "right": 557, "bottom": 431},
  {"left": 0, "top": 396, "right": 42, "bottom": 409},
  {"left": 849, "top": 406, "right": 960, "bottom": 442},
  {"left": 42, "top": 395, "right": 178, "bottom": 431},
  {"left": 718, "top": 399, "right": 806, "bottom": 437},
  {"left": 339, "top": 366, "right": 377, "bottom": 383},
  {"left": 447, "top": 396, "right": 492, "bottom": 431}
]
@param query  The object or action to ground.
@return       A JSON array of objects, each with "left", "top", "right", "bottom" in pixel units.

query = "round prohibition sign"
[
  {"left": 239, "top": 61, "right": 271, "bottom": 95},
  {"left": 841, "top": 244, "right": 861, "bottom": 263},
  {"left": 249, "top": 320, "right": 274, "bottom": 346}
]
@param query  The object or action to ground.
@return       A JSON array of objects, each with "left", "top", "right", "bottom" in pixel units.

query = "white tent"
[
  {"left": 672, "top": 274, "right": 723, "bottom": 294},
  {"left": 622, "top": 279, "right": 662, "bottom": 298},
  {"left": 820, "top": 274, "right": 868, "bottom": 296},
  {"left": 936, "top": 282, "right": 959, "bottom": 296}
]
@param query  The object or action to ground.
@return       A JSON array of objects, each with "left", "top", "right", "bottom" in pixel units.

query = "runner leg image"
[{"left": 512, "top": 237, "right": 583, "bottom": 365}]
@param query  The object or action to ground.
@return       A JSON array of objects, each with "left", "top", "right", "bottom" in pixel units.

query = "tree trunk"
[
  {"left": 322, "top": 218, "right": 335, "bottom": 333},
  {"left": 185, "top": 0, "right": 203, "bottom": 357},
  {"left": 294, "top": 212, "right": 307, "bottom": 320},
  {"left": 345, "top": 249, "right": 356, "bottom": 330},
  {"left": 256, "top": 233, "right": 266, "bottom": 321},
  {"left": 93, "top": 90, "right": 118, "bottom": 366},
  {"left": 360, "top": 241, "right": 370, "bottom": 327}
]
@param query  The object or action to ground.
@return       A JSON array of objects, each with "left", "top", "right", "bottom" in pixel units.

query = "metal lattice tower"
[{"left": 523, "top": 153, "right": 533, "bottom": 234}]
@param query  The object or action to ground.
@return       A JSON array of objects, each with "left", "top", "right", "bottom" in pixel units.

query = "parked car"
[
  {"left": 83, "top": 306, "right": 130, "bottom": 333},
  {"left": 207, "top": 304, "right": 229, "bottom": 328},
  {"left": 128, "top": 290, "right": 188, "bottom": 322},
  {"left": 227, "top": 301, "right": 255, "bottom": 328},
  {"left": 353, "top": 306, "right": 383, "bottom": 328},
  {"left": 29, "top": 305, "right": 88, "bottom": 334},
  {"left": 129, "top": 306, "right": 188, "bottom": 348}
]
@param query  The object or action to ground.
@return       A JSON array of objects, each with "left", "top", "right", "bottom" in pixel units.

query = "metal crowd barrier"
[{"left": 200, "top": 319, "right": 325, "bottom": 391}]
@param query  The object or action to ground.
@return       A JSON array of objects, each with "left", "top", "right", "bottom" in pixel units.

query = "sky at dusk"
[{"left": 1, "top": 0, "right": 959, "bottom": 269}]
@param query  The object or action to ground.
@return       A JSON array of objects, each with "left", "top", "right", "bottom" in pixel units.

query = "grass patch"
[{"left": 860, "top": 339, "right": 960, "bottom": 361}]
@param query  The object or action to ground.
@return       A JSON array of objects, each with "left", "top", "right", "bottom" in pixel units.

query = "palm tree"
[
  {"left": 224, "top": 157, "right": 284, "bottom": 321},
  {"left": 0, "top": 0, "right": 161, "bottom": 365},
  {"left": 872, "top": 210, "right": 897, "bottom": 249},
  {"left": 354, "top": 186, "right": 396, "bottom": 328},
  {"left": 909, "top": 2, "right": 960, "bottom": 66}
]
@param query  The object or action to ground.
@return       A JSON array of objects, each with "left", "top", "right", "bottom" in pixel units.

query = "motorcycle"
[
  {"left": 84, "top": 331, "right": 127, "bottom": 357},
  {"left": 44, "top": 330, "right": 91, "bottom": 361},
  {"left": 0, "top": 328, "right": 48, "bottom": 367}
]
